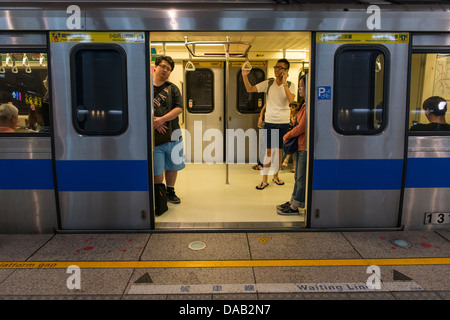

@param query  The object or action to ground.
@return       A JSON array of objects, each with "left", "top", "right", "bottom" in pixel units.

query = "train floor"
[
  {"left": 1, "top": 230, "right": 450, "bottom": 309},
  {"left": 155, "top": 162, "right": 304, "bottom": 229}
]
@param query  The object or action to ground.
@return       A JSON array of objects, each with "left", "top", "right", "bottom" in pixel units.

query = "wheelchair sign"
[{"left": 318, "top": 86, "right": 331, "bottom": 100}]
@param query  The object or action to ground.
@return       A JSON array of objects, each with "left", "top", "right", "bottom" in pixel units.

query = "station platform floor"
[{"left": 1, "top": 230, "right": 450, "bottom": 309}]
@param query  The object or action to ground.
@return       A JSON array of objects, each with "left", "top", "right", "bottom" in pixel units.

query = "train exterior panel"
[
  {"left": 0, "top": 1, "right": 449, "bottom": 233},
  {"left": 49, "top": 32, "right": 152, "bottom": 230}
]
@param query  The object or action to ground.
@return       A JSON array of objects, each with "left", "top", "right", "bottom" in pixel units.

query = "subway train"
[{"left": 0, "top": 1, "right": 449, "bottom": 233}]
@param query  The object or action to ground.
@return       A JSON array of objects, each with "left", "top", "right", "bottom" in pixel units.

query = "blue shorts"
[
  {"left": 264, "top": 122, "right": 289, "bottom": 149},
  {"left": 153, "top": 139, "right": 186, "bottom": 176}
]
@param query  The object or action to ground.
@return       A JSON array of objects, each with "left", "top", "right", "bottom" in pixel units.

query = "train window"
[
  {"left": 186, "top": 68, "right": 214, "bottom": 113},
  {"left": 237, "top": 68, "right": 265, "bottom": 113},
  {"left": 333, "top": 46, "right": 388, "bottom": 135},
  {"left": 70, "top": 45, "right": 128, "bottom": 135},
  {"left": 0, "top": 52, "right": 50, "bottom": 134},
  {"left": 409, "top": 53, "right": 450, "bottom": 134}
]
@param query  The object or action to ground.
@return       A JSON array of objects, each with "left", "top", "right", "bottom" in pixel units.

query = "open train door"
[
  {"left": 310, "top": 33, "right": 409, "bottom": 228},
  {"left": 49, "top": 32, "right": 151, "bottom": 230}
]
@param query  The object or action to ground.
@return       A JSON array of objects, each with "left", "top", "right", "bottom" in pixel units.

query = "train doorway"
[{"left": 149, "top": 32, "right": 311, "bottom": 230}]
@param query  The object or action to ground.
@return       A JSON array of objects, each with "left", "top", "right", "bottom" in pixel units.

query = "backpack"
[
  {"left": 266, "top": 78, "right": 291, "bottom": 96},
  {"left": 154, "top": 82, "right": 173, "bottom": 146}
]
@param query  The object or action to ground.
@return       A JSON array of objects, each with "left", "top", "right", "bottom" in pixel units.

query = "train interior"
[
  {"left": 409, "top": 52, "right": 450, "bottom": 128},
  {"left": 0, "top": 53, "right": 48, "bottom": 132},
  {"left": 1, "top": 32, "right": 449, "bottom": 232},
  {"left": 149, "top": 31, "right": 311, "bottom": 229}
]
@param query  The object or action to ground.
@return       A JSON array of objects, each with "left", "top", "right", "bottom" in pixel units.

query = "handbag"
[
  {"left": 283, "top": 116, "right": 298, "bottom": 154},
  {"left": 154, "top": 183, "right": 168, "bottom": 216},
  {"left": 283, "top": 136, "right": 298, "bottom": 154}
]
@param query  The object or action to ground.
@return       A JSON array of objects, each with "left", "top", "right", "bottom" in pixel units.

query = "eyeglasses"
[
  {"left": 274, "top": 66, "right": 287, "bottom": 70},
  {"left": 158, "top": 64, "right": 172, "bottom": 72}
]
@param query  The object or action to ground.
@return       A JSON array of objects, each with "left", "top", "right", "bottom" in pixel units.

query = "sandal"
[
  {"left": 252, "top": 164, "right": 262, "bottom": 170},
  {"left": 272, "top": 178, "right": 285, "bottom": 185},
  {"left": 256, "top": 182, "right": 269, "bottom": 190}
]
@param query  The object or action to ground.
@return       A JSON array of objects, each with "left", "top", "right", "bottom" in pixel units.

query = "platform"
[{"left": 1, "top": 230, "right": 449, "bottom": 308}]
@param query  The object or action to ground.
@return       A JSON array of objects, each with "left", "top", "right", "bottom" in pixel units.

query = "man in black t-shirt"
[
  {"left": 410, "top": 96, "right": 450, "bottom": 132},
  {"left": 153, "top": 56, "right": 185, "bottom": 204}
]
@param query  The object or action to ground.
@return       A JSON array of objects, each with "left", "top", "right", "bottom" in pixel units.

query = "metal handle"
[
  {"left": 185, "top": 60, "right": 196, "bottom": 71},
  {"left": 242, "top": 61, "right": 252, "bottom": 71},
  {"left": 184, "top": 36, "right": 252, "bottom": 58}
]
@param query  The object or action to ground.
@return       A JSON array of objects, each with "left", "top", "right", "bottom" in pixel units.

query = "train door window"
[
  {"left": 186, "top": 68, "right": 214, "bottom": 113},
  {"left": 0, "top": 52, "right": 49, "bottom": 134},
  {"left": 237, "top": 68, "right": 265, "bottom": 113},
  {"left": 70, "top": 45, "right": 128, "bottom": 135},
  {"left": 409, "top": 52, "right": 450, "bottom": 134},
  {"left": 333, "top": 46, "right": 388, "bottom": 135}
]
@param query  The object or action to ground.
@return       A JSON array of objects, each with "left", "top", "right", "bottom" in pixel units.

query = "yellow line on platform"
[{"left": 1, "top": 257, "right": 450, "bottom": 269}]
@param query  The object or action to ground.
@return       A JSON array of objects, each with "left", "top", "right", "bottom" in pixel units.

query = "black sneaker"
[
  {"left": 277, "top": 206, "right": 299, "bottom": 216},
  {"left": 276, "top": 201, "right": 291, "bottom": 210},
  {"left": 166, "top": 188, "right": 181, "bottom": 204}
]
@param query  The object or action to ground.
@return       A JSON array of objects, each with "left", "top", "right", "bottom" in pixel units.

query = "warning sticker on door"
[
  {"left": 50, "top": 32, "right": 145, "bottom": 43},
  {"left": 317, "top": 33, "right": 409, "bottom": 43}
]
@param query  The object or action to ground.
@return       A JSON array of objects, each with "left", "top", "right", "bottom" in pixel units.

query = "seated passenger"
[
  {"left": 410, "top": 96, "right": 450, "bottom": 131},
  {"left": 27, "top": 104, "right": 43, "bottom": 130},
  {"left": 39, "top": 76, "right": 51, "bottom": 133},
  {"left": 0, "top": 103, "right": 19, "bottom": 132}
]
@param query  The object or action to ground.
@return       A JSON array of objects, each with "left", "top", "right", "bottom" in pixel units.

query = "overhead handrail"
[
  {"left": 23, "top": 53, "right": 32, "bottom": 73},
  {"left": 0, "top": 55, "right": 5, "bottom": 74},
  {"left": 40, "top": 53, "right": 47, "bottom": 67},
  {"left": 242, "top": 60, "right": 252, "bottom": 71},
  {"left": 185, "top": 52, "right": 196, "bottom": 71},
  {"left": 22, "top": 53, "right": 29, "bottom": 67},
  {"left": 184, "top": 36, "right": 252, "bottom": 58},
  {"left": 6, "top": 54, "right": 18, "bottom": 73},
  {"left": 185, "top": 60, "right": 196, "bottom": 71},
  {"left": 5, "top": 53, "right": 13, "bottom": 67}
]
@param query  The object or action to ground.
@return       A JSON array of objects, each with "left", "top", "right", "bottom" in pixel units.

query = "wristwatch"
[{"left": 283, "top": 83, "right": 288, "bottom": 87}]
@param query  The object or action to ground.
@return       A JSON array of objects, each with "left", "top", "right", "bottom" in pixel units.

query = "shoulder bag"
[{"left": 154, "top": 83, "right": 173, "bottom": 146}]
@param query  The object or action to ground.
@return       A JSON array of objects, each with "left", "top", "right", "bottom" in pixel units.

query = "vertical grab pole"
[{"left": 224, "top": 37, "right": 230, "bottom": 184}]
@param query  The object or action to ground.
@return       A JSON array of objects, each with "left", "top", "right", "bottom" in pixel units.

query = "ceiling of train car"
[
  {"left": 150, "top": 32, "right": 311, "bottom": 55},
  {"left": 14, "top": 0, "right": 447, "bottom": 4},
  {"left": 271, "top": 0, "right": 448, "bottom": 3}
]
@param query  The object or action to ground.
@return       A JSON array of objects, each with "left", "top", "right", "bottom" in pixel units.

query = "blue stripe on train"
[
  {"left": 312, "top": 159, "right": 404, "bottom": 190},
  {"left": 55, "top": 160, "right": 149, "bottom": 192},
  {"left": 6, "top": 157, "right": 446, "bottom": 192},
  {"left": 0, "top": 159, "right": 54, "bottom": 190},
  {"left": 405, "top": 158, "right": 450, "bottom": 188}
]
